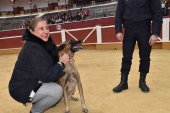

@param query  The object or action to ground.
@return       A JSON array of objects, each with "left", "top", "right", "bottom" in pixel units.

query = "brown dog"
[{"left": 58, "top": 41, "right": 88, "bottom": 113}]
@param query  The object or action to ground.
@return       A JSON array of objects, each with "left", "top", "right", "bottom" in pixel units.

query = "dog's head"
[{"left": 58, "top": 40, "right": 82, "bottom": 58}]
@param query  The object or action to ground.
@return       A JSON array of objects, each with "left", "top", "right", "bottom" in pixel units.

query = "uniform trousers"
[{"left": 121, "top": 20, "right": 152, "bottom": 74}]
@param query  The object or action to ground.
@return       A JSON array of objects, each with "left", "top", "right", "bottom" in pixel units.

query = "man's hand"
[
  {"left": 149, "top": 35, "right": 159, "bottom": 46},
  {"left": 116, "top": 32, "right": 123, "bottom": 42}
]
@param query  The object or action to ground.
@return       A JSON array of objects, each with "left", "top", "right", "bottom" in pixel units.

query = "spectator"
[{"left": 56, "top": 24, "right": 62, "bottom": 31}]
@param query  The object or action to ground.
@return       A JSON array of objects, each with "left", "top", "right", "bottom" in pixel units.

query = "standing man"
[{"left": 113, "top": 0, "right": 163, "bottom": 93}]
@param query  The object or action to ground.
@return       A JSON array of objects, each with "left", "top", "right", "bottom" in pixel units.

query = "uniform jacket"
[
  {"left": 9, "top": 29, "right": 65, "bottom": 104},
  {"left": 115, "top": 0, "right": 162, "bottom": 35}
]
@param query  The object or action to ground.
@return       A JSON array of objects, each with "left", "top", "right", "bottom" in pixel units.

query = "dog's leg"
[
  {"left": 63, "top": 86, "right": 70, "bottom": 113},
  {"left": 76, "top": 74, "right": 88, "bottom": 113},
  {"left": 71, "top": 81, "right": 79, "bottom": 101},
  {"left": 58, "top": 78, "right": 70, "bottom": 113}
]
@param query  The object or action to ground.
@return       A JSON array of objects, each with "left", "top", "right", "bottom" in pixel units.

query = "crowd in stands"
[
  {"left": 45, "top": 8, "right": 90, "bottom": 24},
  {"left": 19, "top": 8, "right": 90, "bottom": 29}
]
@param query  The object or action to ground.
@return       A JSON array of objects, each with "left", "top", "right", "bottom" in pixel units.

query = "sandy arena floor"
[{"left": 0, "top": 49, "right": 170, "bottom": 113}]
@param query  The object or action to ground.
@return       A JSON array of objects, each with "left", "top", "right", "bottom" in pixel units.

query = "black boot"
[
  {"left": 139, "top": 73, "right": 149, "bottom": 92},
  {"left": 113, "top": 73, "right": 128, "bottom": 93}
]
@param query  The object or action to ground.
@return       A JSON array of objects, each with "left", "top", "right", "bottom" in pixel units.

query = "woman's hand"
[
  {"left": 116, "top": 32, "right": 123, "bottom": 42},
  {"left": 59, "top": 54, "right": 70, "bottom": 65}
]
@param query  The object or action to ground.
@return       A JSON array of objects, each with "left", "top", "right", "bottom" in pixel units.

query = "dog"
[{"left": 58, "top": 40, "right": 88, "bottom": 113}]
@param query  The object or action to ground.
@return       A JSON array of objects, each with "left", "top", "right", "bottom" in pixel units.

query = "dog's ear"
[
  {"left": 58, "top": 43, "right": 66, "bottom": 52},
  {"left": 58, "top": 44, "right": 66, "bottom": 56},
  {"left": 58, "top": 41, "right": 71, "bottom": 56},
  {"left": 70, "top": 40, "right": 83, "bottom": 53}
]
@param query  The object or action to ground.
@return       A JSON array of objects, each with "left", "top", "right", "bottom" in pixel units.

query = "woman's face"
[{"left": 32, "top": 20, "right": 50, "bottom": 42}]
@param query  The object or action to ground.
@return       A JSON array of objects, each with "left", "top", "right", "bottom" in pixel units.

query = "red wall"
[
  {"left": 0, "top": 17, "right": 116, "bottom": 49},
  {"left": 0, "top": 37, "right": 23, "bottom": 49},
  {"left": 0, "top": 29, "right": 24, "bottom": 38},
  {"left": 0, "top": 16, "right": 166, "bottom": 49}
]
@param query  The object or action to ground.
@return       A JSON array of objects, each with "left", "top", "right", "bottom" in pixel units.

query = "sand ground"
[{"left": 0, "top": 49, "right": 170, "bottom": 113}]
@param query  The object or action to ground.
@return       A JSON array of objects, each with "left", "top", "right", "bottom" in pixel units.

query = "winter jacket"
[{"left": 8, "top": 29, "right": 65, "bottom": 104}]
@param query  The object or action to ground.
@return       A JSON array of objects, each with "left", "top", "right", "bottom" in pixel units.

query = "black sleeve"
[
  {"left": 115, "top": 0, "right": 124, "bottom": 33},
  {"left": 150, "top": 0, "right": 163, "bottom": 36},
  {"left": 28, "top": 43, "right": 65, "bottom": 82}
]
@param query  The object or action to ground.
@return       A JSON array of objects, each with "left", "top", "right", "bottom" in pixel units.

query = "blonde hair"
[{"left": 28, "top": 17, "right": 47, "bottom": 31}]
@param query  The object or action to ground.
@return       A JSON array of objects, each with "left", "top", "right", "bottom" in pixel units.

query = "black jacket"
[
  {"left": 9, "top": 30, "right": 65, "bottom": 104},
  {"left": 115, "top": 0, "right": 162, "bottom": 35}
]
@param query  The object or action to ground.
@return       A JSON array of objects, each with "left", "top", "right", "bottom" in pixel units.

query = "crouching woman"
[{"left": 8, "top": 17, "right": 70, "bottom": 113}]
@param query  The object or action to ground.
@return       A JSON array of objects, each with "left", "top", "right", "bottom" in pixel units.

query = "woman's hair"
[{"left": 27, "top": 17, "right": 47, "bottom": 31}]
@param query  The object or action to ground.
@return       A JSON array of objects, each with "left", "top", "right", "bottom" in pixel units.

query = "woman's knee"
[{"left": 48, "top": 83, "right": 63, "bottom": 99}]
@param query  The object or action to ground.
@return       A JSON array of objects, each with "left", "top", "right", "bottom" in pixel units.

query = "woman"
[{"left": 9, "top": 17, "right": 70, "bottom": 113}]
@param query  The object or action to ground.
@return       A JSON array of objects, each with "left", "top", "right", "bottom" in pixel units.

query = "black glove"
[{"left": 70, "top": 40, "right": 83, "bottom": 53}]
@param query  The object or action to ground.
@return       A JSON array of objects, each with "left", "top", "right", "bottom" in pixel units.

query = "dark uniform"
[{"left": 113, "top": 0, "right": 162, "bottom": 93}]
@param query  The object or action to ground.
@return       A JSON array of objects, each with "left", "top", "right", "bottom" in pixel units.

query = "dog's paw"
[
  {"left": 65, "top": 110, "right": 71, "bottom": 113},
  {"left": 65, "top": 107, "right": 71, "bottom": 113},
  {"left": 82, "top": 108, "right": 88, "bottom": 113}
]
